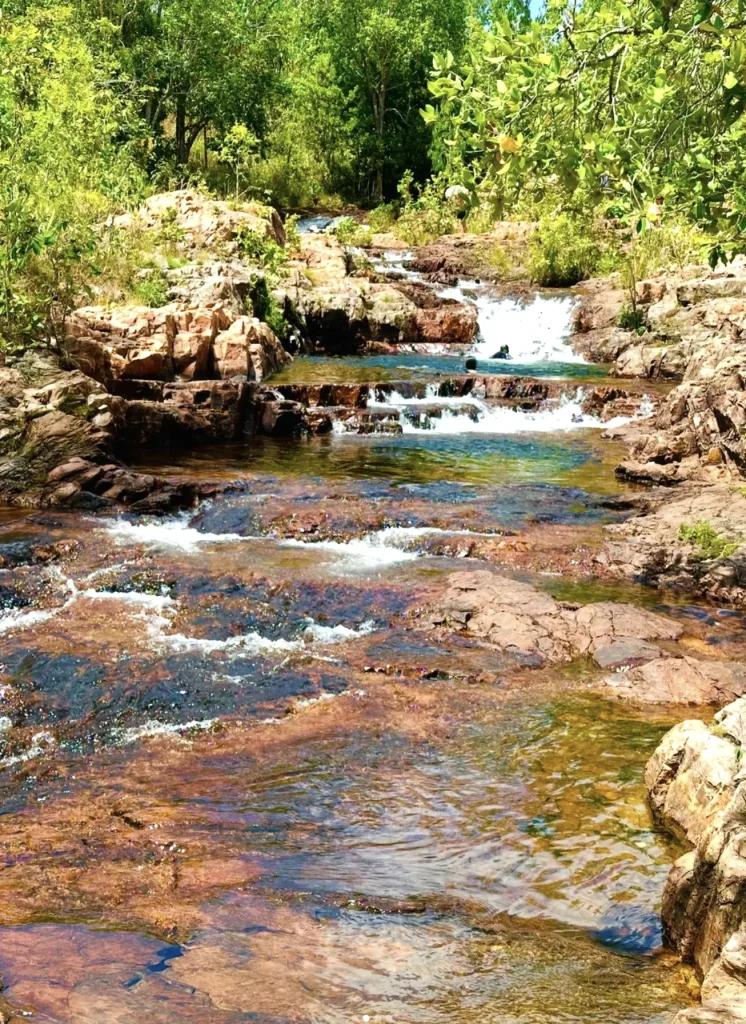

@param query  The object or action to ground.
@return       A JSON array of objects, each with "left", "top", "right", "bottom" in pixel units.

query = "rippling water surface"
[{"left": 0, "top": 266, "right": 701, "bottom": 1023}]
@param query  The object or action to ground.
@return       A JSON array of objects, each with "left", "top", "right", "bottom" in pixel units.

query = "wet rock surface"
[
  {"left": 601, "top": 484, "right": 746, "bottom": 603},
  {"left": 420, "top": 569, "right": 683, "bottom": 669}
]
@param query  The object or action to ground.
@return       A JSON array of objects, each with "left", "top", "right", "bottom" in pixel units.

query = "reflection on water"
[
  {"left": 273, "top": 352, "right": 610, "bottom": 384},
  {"left": 0, "top": 693, "right": 692, "bottom": 1023},
  {"left": 241, "top": 695, "right": 682, "bottom": 930},
  {"left": 135, "top": 431, "right": 628, "bottom": 493}
]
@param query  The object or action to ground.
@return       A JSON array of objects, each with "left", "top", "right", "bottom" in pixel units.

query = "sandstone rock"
[
  {"left": 46, "top": 457, "right": 93, "bottom": 483},
  {"left": 121, "top": 381, "right": 249, "bottom": 447},
  {"left": 602, "top": 484, "right": 746, "bottom": 602},
  {"left": 678, "top": 277, "right": 746, "bottom": 305},
  {"left": 593, "top": 638, "right": 663, "bottom": 668},
  {"left": 165, "top": 261, "right": 253, "bottom": 315},
  {"left": 421, "top": 570, "right": 681, "bottom": 666},
  {"left": 607, "top": 656, "right": 746, "bottom": 705},
  {"left": 0, "top": 357, "right": 116, "bottom": 507},
  {"left": 66, "top": 305, "right": 176, "bottom": 382},
  {"left": 646, "top": 715, "right": 738, "bottom": 844},
  {"left": 113, "top": 189, "right": 285, "bottom": 252},
  {"left": 413, "top": 303, "right": 478, "bottom": 345},
  {"left": 279, "top": 233, "right": 479, "bottom": 351},
  {"left": 648, "top": 700, "right": 746, "bottom": 1020},
  {"left": 213, "top": 317, "right": 291, "bottom": 382}
]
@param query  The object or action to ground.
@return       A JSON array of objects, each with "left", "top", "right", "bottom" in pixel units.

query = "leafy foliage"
[
  {"left": 236, "top": 227, "right": 287, "bottom": 274},
  {"left": 527, "top": 215, "right": 607, "bottom": 287},
  {"left": 131, "top": 271, "right": 170, "bottom": 308},
  {"left": 0, "top": 4, "right": 145, "bottom": 352},
  {"left": 332, "top": 218, "right": 370, "bottom": 247},
  {"left": 618, "top": 308, "right": 648, "bottom": 332},
  {"left": 679, "top": 521, "right": 740, "bottom": 560},
  {"left": 395, "top": 171, "right": 458, "bottom": 245},
  {"left": 425, "top": 0, "right": 746, "bottom": 260}
]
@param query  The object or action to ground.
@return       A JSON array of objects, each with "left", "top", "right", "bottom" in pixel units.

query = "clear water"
[
  {"left": 0, "top": 245, "right": 694, "bottom": 1024},
  {"left": 273, "top": 351, "right": 610, "bottom": 384}
]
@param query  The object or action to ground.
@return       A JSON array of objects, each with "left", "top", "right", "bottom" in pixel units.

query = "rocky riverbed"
[{"left": 3, "top": 194, "right": 746, "bottom": 1022}]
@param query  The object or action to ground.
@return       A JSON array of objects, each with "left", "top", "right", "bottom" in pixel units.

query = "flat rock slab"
[
  {"left": 593, "top": 638, "right": 664, "bottom": 669},
  {"left": 607, "top": 655, "right": 746, "bottom": 706},
  {"left": 421, "top": 570, "right": 682, "bottom": 666}
]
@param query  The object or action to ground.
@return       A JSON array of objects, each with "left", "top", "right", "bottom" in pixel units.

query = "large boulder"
[
  {"left": 213, "top": 317, "right": 291, "bottom": 382},
  {"left": 601, "top": 484, "right": 746, "bottom": 603},
  {"left": 413, "top": 303, "right": 479, "bottom": 346},
  {"left": 607, "top": 656, "right": 746, "bottom": 706},
  {"left": 647, "top": 699, "right": 746, "bottom": 1020},
  {"left": 113, "top": 189, "right": 285, "bottom": 251},
  {"left": 121, "top": 380, "right": 250, "bottom": 447},
  {"left": 67, "top": 302, "right": 290, "bottom": 386},
  {"left": 0, "top": 354, "right": 115, "bottom": 506},
  {"left": 66, "top": 305, "right": 178, "bottom": 382}
]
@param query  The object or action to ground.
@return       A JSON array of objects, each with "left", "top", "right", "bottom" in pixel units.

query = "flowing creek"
[{"left": 0, "top": 249, "right": 733, "bottom": 1022}]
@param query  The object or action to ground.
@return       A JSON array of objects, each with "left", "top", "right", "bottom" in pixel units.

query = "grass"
[{"left": 678, "top": 521, "right": 740, "bottom": 560}]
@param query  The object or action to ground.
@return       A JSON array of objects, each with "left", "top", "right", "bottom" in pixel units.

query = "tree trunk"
[
  {"left": 373, "top": 84, "right": 386, "bottom": 202},
  {"left": 175, "top": 94, "right": 188, "bottom": 165}
]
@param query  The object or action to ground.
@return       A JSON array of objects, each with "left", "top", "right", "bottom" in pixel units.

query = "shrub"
[
  {"left": 284, "top": 214, "right": 301, "bottom": 254},
  {"left": 251, "top": 279, "right": 290, "bottom": 340},
  {"left": 332, "top": 216, "right": 369, "bottom": 247},
  {"left": 368, "top": 203, "right": 397, "bottom": 233},
  {"left": 618, "top": 307, "right": 647, "bottom": 332},
  {"left": 487, "top": 244, "right": 511, "bottom": 277},
  {"left": 679, "top": 521, "right": 740, "bottom": 560},
  {"left": 632, "top": 220, "right": 710, "bottom": 279},
  {"left": 156, "top": 208, "right": 187, "bottom": 245},
  {"left": 394, "top": 171, "right": 457, "bottom": 246},
  {"left": 236, "top": 227, "right": 287, "bottom": 274},
  {"left": 131, "top": 271, "right": 170, "bottom": 308},
  {"left": 465, "top": 204, "right": 499, "bottom": 234},
  {"left": 527, "top": 214, "right": 605, "bottom": 287}
]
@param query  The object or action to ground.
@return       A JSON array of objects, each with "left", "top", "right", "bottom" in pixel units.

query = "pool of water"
[
  {"left": 0, "top": 682, "right": 693, "bottom": 1024},
  {"left": 135, "top": 430, "right": 629, "bottom": 493},
  {"left": 273, "top": 352, "right": 610, "bottom": 384}
]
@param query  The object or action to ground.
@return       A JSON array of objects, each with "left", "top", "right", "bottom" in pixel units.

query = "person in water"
[{"left": 492, "top": 344, "right": 511, "bottom": 360}]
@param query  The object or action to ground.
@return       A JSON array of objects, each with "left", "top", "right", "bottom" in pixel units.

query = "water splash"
[
  {"left": 99, "top": 515, "right": 249, "bottom": 553},
  {"left": 352, "top": 387, "right": 637, "bottom": 436},
  {"left": 471, "top": 293, "right": 582, "bottom": 364}
]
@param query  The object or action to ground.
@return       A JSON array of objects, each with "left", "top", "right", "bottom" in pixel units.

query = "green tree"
[
  {"left": 303, "top": 0, "right": 474, "bottom": 200},
  {"left": 0, "top": 3, "right": 144, "bottom": 352},
  {"left": 219, "top": 124, "right": 260, "bottom": 196},
  {"left": 424, "top": 0, "right": 746, "bottom": 257}
]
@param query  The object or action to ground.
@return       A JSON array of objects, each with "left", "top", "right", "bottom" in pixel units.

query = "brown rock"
[
  {"left": 421, "top": 570, "right": 681, "bottom": 666},
  {"left": 647, "top": 699, "right": 746, "bottom": 1020},
  {"left": 607, "top": 656, "right": 746, "bottom": 705},
  {"left": 46, "top": 457, "right": 93, "bottom": 483},
  {"left": 213, "top": 317, "right": 291, "bottom": 382}
]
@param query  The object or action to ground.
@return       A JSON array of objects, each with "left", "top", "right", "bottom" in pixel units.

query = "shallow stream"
[{"left": 0, "top": 252, "right": 718, "bottom": 1022}]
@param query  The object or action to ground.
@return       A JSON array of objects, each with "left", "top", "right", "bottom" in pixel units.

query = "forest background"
[{"left": 3, "top": 0, "right": 746, "bottom": 350}]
